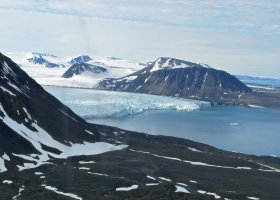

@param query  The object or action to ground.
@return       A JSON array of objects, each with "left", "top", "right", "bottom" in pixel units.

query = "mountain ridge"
[{"left": 98, "top": 57, "right": 251, "bottom": 105}]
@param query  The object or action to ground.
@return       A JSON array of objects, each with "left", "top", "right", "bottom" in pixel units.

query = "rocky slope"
[{"left": 98, "top": 57, "right": 251, "bottom": 105}]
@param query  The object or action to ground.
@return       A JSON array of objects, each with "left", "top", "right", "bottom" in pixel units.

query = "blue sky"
[{"left": 0, "top": 0, "right": 280, "bottom": 77}]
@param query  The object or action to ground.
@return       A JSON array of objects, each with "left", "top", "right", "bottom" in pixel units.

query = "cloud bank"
[{"left": 0, "top": 0, "right": 279, "bottom": 77}]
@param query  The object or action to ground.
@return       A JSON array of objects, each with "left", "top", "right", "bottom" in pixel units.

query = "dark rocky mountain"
[
  {"left": 0, "top": 52, "right": 119, "bottom": 172},
  {"left": 98, "top": 57, "right": 252, "bottom": 105},
  {"left": 69, "top": 55, "right": 92, "bottom": 65},
  {"left": 62, "top": 62, "right": 107, "bottom": 78},
  {"left": 1, "top": 53, "right": 280, "bottom": 199},
  {"left": 27, "top": 56, "right": 59, "bottom": 68}
]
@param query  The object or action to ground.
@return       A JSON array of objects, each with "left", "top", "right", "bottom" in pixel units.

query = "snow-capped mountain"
[
  {"left": 62, "top": 62, "right": 107, "bottom": 78},
  {"left": 27, "top": 56, "right": 60, "bottom": 68},
  {"left": 236, "top": 75, "right": 280, "bottom": 88},
  {"left": 68, "top": 55, "right": 92, "bottom": 65},
  {"left": 98, "top": 57, "right": 251, "bottom": 104},
  {"left": 0, "top": 52, "right": 126, "bottom": 173},
  {"left": 4, "top": 52, "right": 145, "bottom": 88}
]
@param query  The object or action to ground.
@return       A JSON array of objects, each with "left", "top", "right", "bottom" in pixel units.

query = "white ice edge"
[{"left": 44, "top": 86, "right": 210, "bottom": 119}]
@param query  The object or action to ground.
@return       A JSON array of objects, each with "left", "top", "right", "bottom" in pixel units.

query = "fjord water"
[
  {"left": 90, "top": 107, "right": 280, "bottom": 157},
  {"left": 45, "top": 86, "right": 280, "bottom": 157}
]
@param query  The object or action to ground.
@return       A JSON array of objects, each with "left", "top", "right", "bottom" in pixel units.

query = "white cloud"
[
  {"left": 1, "top": 0, "right": 280, "bottom": 34},
  {"left": 0, "top": 0, "right": 279, "bottom": 77}
]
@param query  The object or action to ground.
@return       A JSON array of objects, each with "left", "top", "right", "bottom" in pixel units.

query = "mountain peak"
[
  {"left": 27, "top": 56, "right": 60, "bottom": 68},
  {"left": 62, "top": 62, "right": 107, "bottom": 78},
  {"left": 151, "top": 57, "right": 207, "bottom": 72},
  {"left": 69, "top": 55, "right": 92, "bottom": 65},
  {"left": 98, "top": 56, "right": 251, "bottom": 104}
]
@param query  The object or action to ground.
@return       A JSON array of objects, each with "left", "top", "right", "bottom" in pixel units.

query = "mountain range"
[
  {"left": 5, "top": 52, "right": 280, "bottom": 107},
  {"left": 5, "top": 52, "right": 144, "bottom": 88}
]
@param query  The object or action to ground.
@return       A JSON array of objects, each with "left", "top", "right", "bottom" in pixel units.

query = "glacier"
[{"left": 44, "top": 86, "right": 210, "bottom": 119}]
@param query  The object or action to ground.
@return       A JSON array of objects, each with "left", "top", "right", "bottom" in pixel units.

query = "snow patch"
[
  {"left": 159, "top": 177, "right": 172, "bottom": 182},
  {"left": 2, "top": 180, "right": 13, "bottom": 184},
  {"left": 88, "top": 172, "right": 108, "bottom": 176},
  {"left": 197, "top": 190, "right": 221, "bottom": 199},
  {"left": 188, "top": 147, "right": 202, "bottom": 152},
  {"left": 146, "top": 183, "right": 159, "bottom": 186},
  {"left": 79, "top": 167, "right": 90, "bottom": 170},
  {"left": 146, "top": 175, "right": 156, "bottom": 181},
  {"left": 116, "top": 184, "right": 139, "bottom": 191},
  {"left": 189, "top": 180, "right": 197, "bottom": 183},
  {"left": 176, "top": 182, "right": 188, "bottom": 187},
  {"left": 12, "top": 186, "right": 25, "bottom": 200},
  {"left": 247, "top": 197, "right": 260, "bottom": 200},
  {"left": 175, "top": 185, "right": 190, "bottom": 193},
  {"left": 0, "top": 155, "right": 7, "bottom": 173},
  {"left": 85, "top": 130, "right": 94, "bottom": 135},
  {"left": 2, "top": 153, "right": 10, "bottom": 161},
  {"left": 151, "top": 58, "right": 190, "bottom": 72},
  {"left": 79, "top": 161, "right": 95, "bottom": 164},
  {"left": 42, "top": 184, "right": 82, "bottom": 200},
  {"left": 0, "top": 86, "right": 16, "bottom": 96}
]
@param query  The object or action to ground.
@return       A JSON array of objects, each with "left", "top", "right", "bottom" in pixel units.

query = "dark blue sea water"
[
  {"left": 89, "top": 107, "right": 280, "bottom": 157},
  {"left": 44, "top": 86, "right": 280, "bottom": 157}
]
